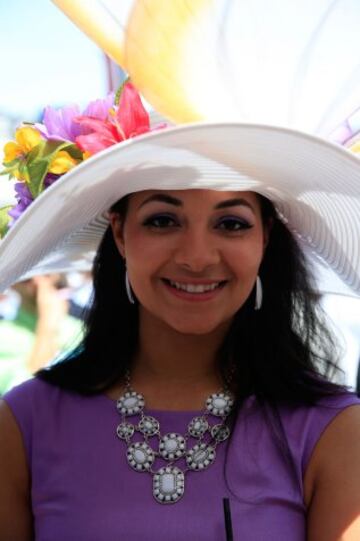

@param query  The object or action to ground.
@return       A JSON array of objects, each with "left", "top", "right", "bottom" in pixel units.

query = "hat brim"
[{"left": 0, "top": 122, "right": 359, "bottom": 296}]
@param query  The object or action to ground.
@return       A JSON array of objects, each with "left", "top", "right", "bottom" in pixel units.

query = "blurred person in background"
[
  {"left": 67, "top": 271, "right": 93, "bottom": 321},
  {"left": 0, "top": 274, "right": 83, "bottom": 395},
  {"left": 0, "top": 289, "right": 20, "bottom": 320}
]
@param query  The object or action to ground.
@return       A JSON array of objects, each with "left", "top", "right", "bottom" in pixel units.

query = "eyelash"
[
  {"left": 217, "top": 217, "right": 253, "bottom": 232},
  {"left": 142, "top": 214, "right": 177, "bottom": 229},
  {"left": 142, "top": 214, "right": 253, "bottom": 232}
]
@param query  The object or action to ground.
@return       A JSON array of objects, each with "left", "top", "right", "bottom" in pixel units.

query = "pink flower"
[
  {"left": 36, "top": 93, "right": 115, "bottom": 142},
  {"left": 75, "top": 82, "right": 151, "bottom": 155}
]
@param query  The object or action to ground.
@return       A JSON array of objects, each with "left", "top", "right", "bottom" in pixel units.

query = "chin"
[{"left": 166, "top": 318, "right": 228, "bottom": 336}]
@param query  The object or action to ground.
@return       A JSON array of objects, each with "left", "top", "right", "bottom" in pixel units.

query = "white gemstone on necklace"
[
  {"left": 213, "top": 397, "right": 227, "bottom": 408},
  {"left": 165, "top": 439, "right": 177, "bottom": 451}
]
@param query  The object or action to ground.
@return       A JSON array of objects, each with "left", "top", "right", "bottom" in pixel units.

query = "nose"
[{"left": 173, "top": 228, "right": 221, "bottom": 272}]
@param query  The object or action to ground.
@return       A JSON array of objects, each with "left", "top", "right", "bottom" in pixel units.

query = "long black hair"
[{"left": 37, "top": 194, "right": 344, "bottom": 404}]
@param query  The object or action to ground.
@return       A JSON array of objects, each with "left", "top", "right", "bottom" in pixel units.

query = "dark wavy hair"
[{"left": 37, "top": 194, "right": 344, "bottom": 404}]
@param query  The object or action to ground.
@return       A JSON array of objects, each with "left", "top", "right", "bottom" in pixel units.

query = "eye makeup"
[
  {"left": 215, "top": 215, "right": 254, "bottom": 232},
  {"left": 141, "top": 212, "right": 255, "bottom": 233},
  {"left": 142, "top": 213, "right": 179, "bottom": 228}
]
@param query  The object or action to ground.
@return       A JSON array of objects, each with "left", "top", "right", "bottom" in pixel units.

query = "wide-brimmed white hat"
[
  {"left": 0, "top": 121, "right": 359, "bottom": 296},
  {"left": 2, "top": 1, "right": 360, "bottom": 295}
]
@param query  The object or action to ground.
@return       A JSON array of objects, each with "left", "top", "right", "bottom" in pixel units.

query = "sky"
[{"left": 1, "top": 0, "right": 109, "bottom": 124}]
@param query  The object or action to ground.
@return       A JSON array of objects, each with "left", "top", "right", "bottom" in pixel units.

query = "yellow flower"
[
  {"left": 3, "top": 141, "right": 22, "bottom": 163},
  {"left": 3, "top": 126, "right": 41, "bottom": 164},
  {"left": 349, "top": 140, "right": 360, "bottom": 154},
  {"left": 49, "top": 150, "right": 78, "bottom": 175}
]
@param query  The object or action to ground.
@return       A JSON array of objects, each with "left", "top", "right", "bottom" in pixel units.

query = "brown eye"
[
  {"left": 216, "top": 217, "right": 253, "bottom": 231},
  {"left": 142, "top": 214, "right": 179, "bottom": 228}
]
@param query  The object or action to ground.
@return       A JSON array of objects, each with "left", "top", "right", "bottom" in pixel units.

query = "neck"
[{"left": 128, "top": 309, "right": 231, "bottom": 410}]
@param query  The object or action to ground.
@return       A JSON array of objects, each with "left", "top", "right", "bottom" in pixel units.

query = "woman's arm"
[
  {"left": 26, "top": 275, "right": 69, "bottom": 374},
  {"left": 305, "top": 404, "right": 360, "bottom": 541},
  {"left": 0, "top": 400, "right": 33, "bottom": 541}
]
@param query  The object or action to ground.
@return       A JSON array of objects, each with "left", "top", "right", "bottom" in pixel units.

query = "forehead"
[{"left": 128, "top": 189, "right": 261, "bottom": 210}]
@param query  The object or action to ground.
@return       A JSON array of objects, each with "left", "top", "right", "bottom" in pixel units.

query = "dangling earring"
[
  {"left": 125, "top": 270, "right": 135, "bottom": 304},
  {"left": 255, "top": 276, "right": 262, "bottom": 311}
]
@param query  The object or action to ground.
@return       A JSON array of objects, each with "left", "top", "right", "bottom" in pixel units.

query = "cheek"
[
  {"left": 227, "top": 239, "right": 264, "bottom": 276},
  {"left": 124, "top": 228, "right": 170, "bottom": 284},
  {"left": 123, "top": 225, "right": 151, "bottom": 259}
]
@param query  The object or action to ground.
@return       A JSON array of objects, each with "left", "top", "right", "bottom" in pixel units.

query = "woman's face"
[{"left": 110, "top": 189, "right": 269, "bottom": 335}]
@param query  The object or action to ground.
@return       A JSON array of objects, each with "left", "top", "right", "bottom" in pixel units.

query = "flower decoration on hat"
[
  {"left": 0, "top": 80, "right": 160, "bottom": 238},
  {"left": 329, "top": 106, "right": 360, "bottom": 155}
]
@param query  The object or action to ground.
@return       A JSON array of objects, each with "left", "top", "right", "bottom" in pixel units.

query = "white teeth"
[{"left": 168, "top": 281, "right": 222, "bottom": 293}]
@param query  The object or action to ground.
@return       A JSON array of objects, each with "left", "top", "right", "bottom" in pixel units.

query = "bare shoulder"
[
  {"left": 0, "top": 399, "right": 33, "bottom": 540},
  {"left": 305, "top": 404, "right": 360, "bottom": 541}
]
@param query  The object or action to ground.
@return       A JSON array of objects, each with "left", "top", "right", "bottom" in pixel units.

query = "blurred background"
[{"left": 0, "top": 0, "right": 359, "bottom": 395}]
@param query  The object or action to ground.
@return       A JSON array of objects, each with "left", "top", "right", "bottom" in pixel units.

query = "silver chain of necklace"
[{"left": 115, "top": 372, "right": 234, "bottom": 504}]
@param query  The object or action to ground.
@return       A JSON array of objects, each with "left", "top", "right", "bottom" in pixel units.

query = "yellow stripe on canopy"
[
  {"left": 124, "top": 0, "right": 211, "bottom": 123},
  {"left": 52, "top": 0, "right": 212, "bottom": 124}
]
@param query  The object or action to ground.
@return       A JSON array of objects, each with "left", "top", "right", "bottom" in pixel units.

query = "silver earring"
[
  {"left": 125, "top": 270, "right": 135, "bottom": 304},
  {"left": 255, "top": 276, "right": 262, "bottom": 310}
]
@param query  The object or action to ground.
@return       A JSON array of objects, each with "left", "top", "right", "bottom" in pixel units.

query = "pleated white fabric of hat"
[{"left": 1, "top": 122, "right": 360, "bottom": 296}]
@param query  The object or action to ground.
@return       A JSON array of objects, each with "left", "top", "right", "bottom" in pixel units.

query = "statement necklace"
[{"left": 116, "top": 376, "right": 234, "bottom": 504}]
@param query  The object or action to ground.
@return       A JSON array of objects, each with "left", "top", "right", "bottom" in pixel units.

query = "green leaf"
[
  {"left": 26, "top": 139, "right": 52, "bottom": 161},
  {"left": 0, "top": 206, "right": 12, "bottom": 239},
  {"left": 26, "top": 140, "right": 77, "bottom": 197},
  {"left": 0, "top": 156, "right": 20, "bottom": 169},
  {"left": 27, "top": 139, "right": 69, "bottom": 164},
  {"left": 62, "top": 143, "right": 83, "bottom": 161},
  {"left": 18, "top": 162, "right": 29, "bottom": 181},
  {"left": 115, "top": 76, "right": 130, "bottom": 106},
  {"left": 0, "top": 163, "right": 20, "bottom": 176},
  {"left": 27, "top": 160, "right": 50, "bottom": 197}
]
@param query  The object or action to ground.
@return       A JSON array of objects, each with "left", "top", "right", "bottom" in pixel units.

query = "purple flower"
[
  {"left": 36, "top": 93, "right": 115, "bottom": 142},
  {"left": 8, "top": 182, "right": 34, "bottom": 223},
  {"left": 83, "top": 93, "right": 115, "bottom": 120},
  {"left": 7, "top": 173, "right": 59, "bottom": 226},
  {"left": 40, "top": 104, "right": 82, "bottom": 141},
  {"left": 44, "top": 173, "right": 60, "bottom": 188}
]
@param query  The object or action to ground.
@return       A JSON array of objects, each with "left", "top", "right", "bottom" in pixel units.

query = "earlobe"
[{"left": 109, "top": 213, "right": 126, "bottom": 259}]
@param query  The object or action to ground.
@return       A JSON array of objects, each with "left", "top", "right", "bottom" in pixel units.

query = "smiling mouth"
[{"left": 162, "top": 279, "right": 228, "bottom": 294}]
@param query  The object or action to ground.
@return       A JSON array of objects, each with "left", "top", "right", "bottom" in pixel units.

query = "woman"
[{"left": 0, "top": 84, "right": 360, "bottom": 540}]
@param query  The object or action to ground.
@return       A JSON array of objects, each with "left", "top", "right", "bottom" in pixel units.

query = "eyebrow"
[
  {"left": 138, "top": 194, "right": 256, "bottom": 212},
  {"left": 139, "top": 194, "right": 182, "bottom": 208},
  {"left": 215, "top": 198, "right": 255, "bottom": 211}
]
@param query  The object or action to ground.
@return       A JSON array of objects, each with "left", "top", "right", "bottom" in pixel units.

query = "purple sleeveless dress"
[{"left": 3, "top": 378, "right": 359, "bottom": 541}]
